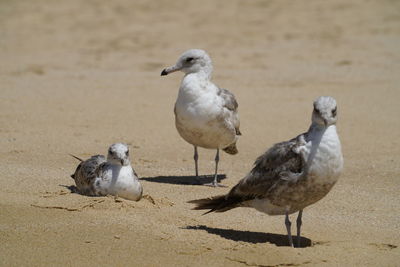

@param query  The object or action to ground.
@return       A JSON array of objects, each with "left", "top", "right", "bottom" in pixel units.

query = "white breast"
[
  {"left": 94, "top": 165, "right": 142, "bottom": 201},
  {"left": 174, "top": 74, "right": 236, "bottom": 149},
  {"left": 175, "top": 74, "right": 222, "bottom": 124},
  {"left": 305, "top": 125, "right": 343, "bottom": 184}
]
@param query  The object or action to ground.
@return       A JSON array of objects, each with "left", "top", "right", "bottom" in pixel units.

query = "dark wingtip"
[
  {"left": 223, "top": 143, "right": 238, "bottom": 155},
  {"left": 202, "top": 210, "right": 214, "bottom": 215},
  {"left": 188, "top": 199, "right": 214, "bottom": 215},
  {"left": 161, "top": 69, "right": 168, "bottom": 76}
]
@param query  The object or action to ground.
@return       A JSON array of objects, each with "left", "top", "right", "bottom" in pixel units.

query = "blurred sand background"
[{"left": 1, "top": 0, "right": 399, "bottom": 266}]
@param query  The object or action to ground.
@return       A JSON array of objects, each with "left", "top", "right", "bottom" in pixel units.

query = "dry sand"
[{"left": 1, "top": 0, "right": 399, "bottom": 266}]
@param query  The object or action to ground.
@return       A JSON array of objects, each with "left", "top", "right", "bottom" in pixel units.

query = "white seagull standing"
[
  {"left": 70, "top": 143, "right": 143, "bottom": 201},
  {"left": 189, "top": 96, "right": 343, "bottom": 247},
  {"left": 161, "top": 49, "right": 241, "bottom": 187}
]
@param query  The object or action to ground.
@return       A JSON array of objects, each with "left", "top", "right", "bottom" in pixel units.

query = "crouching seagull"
[{"left": 70, "top": 143, "right": 143, "bottom": 201}]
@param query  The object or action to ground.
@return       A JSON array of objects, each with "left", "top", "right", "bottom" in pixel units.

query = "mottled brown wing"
[
  {"left": 72, "top": 155, "right": 106, "bottom": 194},
  {"left": 190, "top": 134, "right": 308, "bottom": 213},
  {"left": 229, "top": 134, "right": 307, "bottom": 200}
]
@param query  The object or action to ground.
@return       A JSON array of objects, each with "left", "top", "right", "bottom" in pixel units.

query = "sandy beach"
[{"left": 1, "top": 0, "right": 399, "bottom": 266}]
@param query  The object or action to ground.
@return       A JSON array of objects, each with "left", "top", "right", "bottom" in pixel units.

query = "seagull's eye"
[
  {"left": 186, "top": 57, "right": 194, "bottom": 63},
  {"left": 332, "top": 107, "right": 337, "bottom": 116},
  {"left": 109, "top": 150, "right": 113, "bottom": 155},
  {"left": 126, "top": 150, "right": 129, "bottom": 156},
  {"left": 314, "top": 108, "right": 320, "bottom": 114}
]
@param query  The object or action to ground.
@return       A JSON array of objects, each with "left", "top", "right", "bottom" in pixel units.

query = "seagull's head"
[
  {"left": 312, "top": 96, "right": 338, "bottom": 127},
  {"left": 107, "top": 143, "right": 130, "bottom": 166},
  {"left": 161, "top": 49, "right": 213, "bottom": 78}
]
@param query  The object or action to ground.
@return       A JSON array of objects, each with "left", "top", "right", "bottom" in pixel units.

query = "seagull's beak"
[
  {"left": 161, "top": 65, "right": 180, "bottom": 76},
  {"left": 323, "top": 119, "right": 328, "bottom": 127},
  {"left": 121, "top": 158, "right": 130, "bottom": 166},
  {"left": 161, "top": 69, "right": 168, "bottom": 76}
]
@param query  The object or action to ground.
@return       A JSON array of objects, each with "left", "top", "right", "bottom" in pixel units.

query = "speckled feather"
[{"left": 71, "top": 155, "right": 106, "bottom": 195}]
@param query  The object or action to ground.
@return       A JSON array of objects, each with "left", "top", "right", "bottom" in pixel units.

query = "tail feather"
[
  {"left": 188, "top": 195, "right": 241, "bottom": 214},
  {"left": 223, "top": 142, "right": 238, "bottom": 155},
  {"left": 69, "top": 154, "right": 83, "bottom": 180},
  {"left": 69, "top": 154, "right": 83, "bottom": 162}
]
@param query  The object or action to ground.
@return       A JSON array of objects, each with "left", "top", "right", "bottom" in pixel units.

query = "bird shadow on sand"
[
  {"left": 140, "top": 174, "right": 227, "bottom": 186},
  {"left": 184, "top": 225, "right": 312, "bottom": 248}
]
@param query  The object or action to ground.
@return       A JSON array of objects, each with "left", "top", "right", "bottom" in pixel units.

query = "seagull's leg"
[
  {"left": 296, "top": 210, "right": 303, "bottom": 247},
  {"left": 205, "top": 149, "right": 226, "bottom": 187},
  {"left": 285, "top": 210, "right": 294, "bottom": 247},
  {"left": 194, "top": 146, "right": 199, "bottom": 177},
  {"left": 213, "top": 149, "right": 220, "bottom": 185},
  {"left": 191, "top": 146, "right": 202, "bottom": 184}
]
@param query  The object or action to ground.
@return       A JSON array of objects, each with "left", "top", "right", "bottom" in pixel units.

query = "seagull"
[
  {"left": 189, "top": 96, "right": 343, "bottom": 247},
  {"left": 161, "top": 49, "right": 241, "bottom": 187},
  {"left": 70, "top": 143, "right": 143, "bottom": 201}
]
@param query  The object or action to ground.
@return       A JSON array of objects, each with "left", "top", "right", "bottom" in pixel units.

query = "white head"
[
  {"left": 161, "top": 49, "right": 213, "bottom": 78},
  {"left": 107, "top": 143, "right": 130, "bottom": 166},
  {"left": 312, "top": 96, "right": 338, "bottom": 127}
]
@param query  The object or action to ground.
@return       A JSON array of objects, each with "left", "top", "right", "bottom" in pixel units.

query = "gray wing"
[
  {"left": 219, "top": 88, "right": 238, "bottom": 111},
  {"left": 229, "top": 133, "right": 308, "bottom": 200},
  {"left": 218, "top": 88, "right": 241, "bottom": 135},
  {"left": 72, "top": 155, "right": 106, "bottom": 195}
]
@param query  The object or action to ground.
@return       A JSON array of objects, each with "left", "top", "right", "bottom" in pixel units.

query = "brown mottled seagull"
[
  {"left": 189, "top": 96, "right": 343, "bottom": 247},
  {"left": 70, "top": 143, "right": 143, "bottom": 201},
  {"left": 161, "top": 49, "right": 241, "bottom": 187}
]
